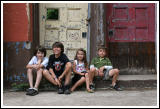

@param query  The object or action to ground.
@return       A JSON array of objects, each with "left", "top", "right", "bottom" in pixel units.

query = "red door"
[
  {"left": 106, "top": 3, "right": 155, "bottom": 42},
  {"left": 106, "top": 3, "right": 156, "bottom": 74}
]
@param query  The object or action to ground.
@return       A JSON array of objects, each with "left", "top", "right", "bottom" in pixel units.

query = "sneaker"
[
  {"left": 58, "top": 87, "right": 64, "bottom": 94},
  {"left": 89, "top": 83, "right": 95, "bottom": 91},
  {"left": 26, "top": 88, "right": 33, "bottom": 92},
  {"left": 30, "top": 89, "right": 39, "bottom": 96},
  {"left": 26, "top": 88, "right": 34, "bottom": 95},
  {"left": 112, "top": 84, "right": 123, "bottom": 91},
  {"left": 64, "top": 89, "right": 71, "bottom": 95},
  {"left": 26, "top": 88, "right": 39, "bottom": 96}
]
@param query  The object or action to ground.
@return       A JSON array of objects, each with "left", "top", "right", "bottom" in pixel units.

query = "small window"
[
  {"left": 82, "top": 32, "right": 87, "bottom": 38},
  {"left": 47, "top": 8, "right": 59, "bottom": 20}
]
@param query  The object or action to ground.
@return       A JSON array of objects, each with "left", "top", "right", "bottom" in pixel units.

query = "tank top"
[{"left": 75, "top": 60, "right": 86, "bottom": 73}]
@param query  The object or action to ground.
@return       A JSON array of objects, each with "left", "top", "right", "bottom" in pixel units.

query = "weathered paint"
[
  {"left": 90, "top": 3, "right": 107, "bottom": 60},
  {"left": 106, "top": 3, "right": 155, "bottom": 42},
  {"left": 3, "top": 3, "right": 35, "bottom": 87},
  {"left": 4, "top": 42, "right": 33, "bottom": 87},
  {"left": 105, "top": 3, "right": 156, "bottom": 74},
  {"left": 39, "top": 3, "right": 88, "bottom": 60},
  {"left": 108, "top": 42, "right": 156, "bottom": 74},
  {"left": 3, "top": 3, "right": 33, "bottom": 42}
]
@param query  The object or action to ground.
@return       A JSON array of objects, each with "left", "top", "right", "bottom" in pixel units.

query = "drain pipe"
[{"left": 87, "top": 3, "right": 91, "bottom": 64}]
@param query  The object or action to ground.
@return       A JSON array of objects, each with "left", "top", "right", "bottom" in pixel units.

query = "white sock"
[{"left": 33, "top": 87, "right": 38, "bottom": 91}]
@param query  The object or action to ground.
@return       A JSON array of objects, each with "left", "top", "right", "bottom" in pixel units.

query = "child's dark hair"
[
  {"left": 98, "top": 45, "right": 108, "bottom": 51},
  {"left": 74, "top": 48, "right": 88, "bottom": 68},
  {"left": 52, "top": 42, "right": 64, "bottom": 54},
  {"left": 34, "top": 46, "right": 46, "bottom": 57}
]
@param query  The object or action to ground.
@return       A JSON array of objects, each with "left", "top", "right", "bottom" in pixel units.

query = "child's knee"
[
  {"left": 66, "top": 62, "right": 72, "bottom": 69},
  {"left": 113, "top": 69, "right": 119, "bottom": 75},
  {"left": 27, "top": 68, "right": 32, "bottom": 72},
  {"left": 42, "top": 69, "right": 48, "bottom": 75},
  {"left": 81, "top": 77, "right": 86, "bottom": 81},
  {"left": 115, "top": 69, "right": 119, "bottom": 74},
  {"left": 85, "top": 73, "right": 89, "bottom": 77},
  {"left": 37, "top": 68, "right": 43, "bottom": 73},
  {"left": 90, "top": 68, "right": 96, "bottom": 73}
]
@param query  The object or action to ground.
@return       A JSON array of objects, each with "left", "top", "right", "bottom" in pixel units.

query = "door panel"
[
  {"left": 106, "top": 3, "right": 155, "bottom": 42},
  {"left": 39, "top": 3, "right": 88, "bottom": 60}
]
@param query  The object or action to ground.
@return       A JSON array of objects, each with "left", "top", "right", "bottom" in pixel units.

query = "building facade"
[{"left": 3, "top": 3, "right": 157, "bottom": 87}]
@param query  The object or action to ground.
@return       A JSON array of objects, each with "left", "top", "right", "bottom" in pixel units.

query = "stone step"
[
  {"left": 9, "top": 75, "right": 157, "bottom": 91},
  {"left": 94, "top": 74, "right": 157, "bottom": 90}
]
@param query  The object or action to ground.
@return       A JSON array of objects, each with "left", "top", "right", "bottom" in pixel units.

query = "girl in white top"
[
  {"left": 26, "top": 46, "right": 48, "bottom": 96},
  {"left": 71, "top": 48, "right": 94, "bottom": 93}
]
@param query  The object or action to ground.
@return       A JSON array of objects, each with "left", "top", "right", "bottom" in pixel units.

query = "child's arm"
[
  {"left": 26, "top": 56, "right": 38, "bottom": 69},
  {"left": 104, "top": 58, "right": 113, "bottom": 69},
  {"left": 49, "top": 68, "right": 61, "bottom": 86},
  {"left": 26, "top": 64, "right": 37, "bottom": 69},
  {"left": 37, "top": 59, "right": 42, "bottom": 65},
  {"left": 90, "top": 58, "right": 95, "bottom": 69},
  {"left": 37, "top": 57, "right": 49, "bottom": 69},
  {"left": 48, "top": 68, "right": 56, "bottom": 79},
  {"left": 99, "top": 58, "right": 113, "bottom": 72},
  {"left": 85, "top": 64, "right": 90, "bottom": 73}
]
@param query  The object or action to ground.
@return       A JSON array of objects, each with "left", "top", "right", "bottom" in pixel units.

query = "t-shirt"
[
  {"left": 28, "top": 56, "right": 49, "bottom": 68},
  {"left": 90, "top": 57, "right": 112, "bottom": 69},
  {"left": 74, "top": 60, "right": 86, "bottom": 73},
  {"left": 46, "top": 53, "right": 70, "bottom": 76}
]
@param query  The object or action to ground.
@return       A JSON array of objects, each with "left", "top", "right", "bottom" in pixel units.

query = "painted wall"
[
  {"left": 3, "top": 3, "right": 33, "bottom": 42},
  {"left": 3, "top": 3, "right": 34, "bottom": 87}
]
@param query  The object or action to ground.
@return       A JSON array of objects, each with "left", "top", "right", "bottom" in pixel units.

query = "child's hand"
[
  {"left": 99, "top": 66, "right": 105, "bottom": 73},
  {"left": 55, "top": 78, "right": 61, "bottom": 87},
  {"left": 37, "top": 59, "right": 42, "bottom": 65},
  {"left": 58, "top": 75, "right": 63, "bottom": 82},
  {"left": 80, "top": 73, "right": 85, "bottom": 76},
  {"left": 33, "top": 64, "right": 40, "bottom": 70},
  {"left": 32, "top": 64, "right": 38, "bottom": 69}
]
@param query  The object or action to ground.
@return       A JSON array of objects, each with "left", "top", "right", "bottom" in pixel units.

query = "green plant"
[{"left": 11, "top": 83, "right": 29, "bottom": 91}]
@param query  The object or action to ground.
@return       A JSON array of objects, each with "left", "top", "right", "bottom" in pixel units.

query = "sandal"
[{"left": 87, "top": 89, "right": 94, "bottom": 93}]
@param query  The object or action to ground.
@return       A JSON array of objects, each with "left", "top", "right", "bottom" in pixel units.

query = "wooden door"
[
  {"left": 39, "top": 3, "right": 88, "bottom": 60},
  {"left": 106, "top": 3, "right": 156, "bottom": 74}
]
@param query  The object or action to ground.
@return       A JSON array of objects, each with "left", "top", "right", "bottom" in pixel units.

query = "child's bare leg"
[
  {"left": 85, "top": 73, "right": 90, "bottom": 90},
  {"left": 42, "top": 69, "right": 57, "bottom": 85},
  {"left": 70, "top": 77, "right": 86, "bottom": 92},
  {"left": 89, "top": 68, "right": 97, "bottom": 84},
  {"left": 34, "top": 68, "right": 43, "bottom": 89},
  {"left": 27, "top": 68, "right": 34, "bottom": 88},
  {"left": 64, "top": 62, "right": 72, "bottom": 86},
  {"left": 109, "top": 69, "right": 119, "bottom": 86}
]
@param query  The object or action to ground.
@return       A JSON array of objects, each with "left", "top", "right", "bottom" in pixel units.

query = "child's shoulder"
[
  {"left": 62, "top": 53, "right": 68, "bottom": 57},
  {"left": 31, "top": 56, "right": 37, "bottom": 60},
  {"left": 92, "top": 57, "right": 99, "bottom": 60},
  {"left": 49, "top": 54, "right": 54, "bottom": 58},
  {"left": 73, "top": 60, "right": 78, "bottom": 64},
  {"left": 104, "top": 57, "right": 110, "bottom": 60},
  {"left": 43, "top": 56, "right": 49, "bottom": 60}
]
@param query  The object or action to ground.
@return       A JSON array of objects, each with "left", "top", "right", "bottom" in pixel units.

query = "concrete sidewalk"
[{"left": 3, "top": 89, "right": 158, "bottom": 107}]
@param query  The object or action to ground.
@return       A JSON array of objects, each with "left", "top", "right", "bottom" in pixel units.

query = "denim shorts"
[{"left": 103, "top": 67, "right": 113, "bottom": 80}]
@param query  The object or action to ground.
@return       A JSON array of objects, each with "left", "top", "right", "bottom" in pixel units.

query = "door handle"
[{"left": 108, "top": 29, "right": 114, "bottom": 37}]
